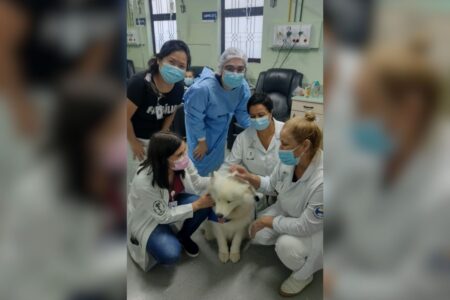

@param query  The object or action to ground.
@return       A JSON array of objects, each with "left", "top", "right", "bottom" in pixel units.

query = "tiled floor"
[{"left": 127, "top": 230, "right": 323, "bottom": 300}]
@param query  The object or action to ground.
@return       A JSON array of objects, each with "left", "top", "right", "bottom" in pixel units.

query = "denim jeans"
[{"left": 145, "top": 193, "right": 211, "bottom": 265}]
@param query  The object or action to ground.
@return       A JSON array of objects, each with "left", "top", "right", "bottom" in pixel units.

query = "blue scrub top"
[{"left": 183, "top": 68, "right": 251, "bottom": 176}]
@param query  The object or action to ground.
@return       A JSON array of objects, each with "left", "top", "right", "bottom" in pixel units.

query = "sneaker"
[
  {"left": 179, "top": 237, "right": 199, "bottom": 257},
  {"left": 279, "top": 274, "right": 313, "bottom": 297}
]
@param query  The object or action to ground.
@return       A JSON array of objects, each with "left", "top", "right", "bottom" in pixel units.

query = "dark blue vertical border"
[
  {"left": 220, "top": 0, "right": 225, "bottom": 54},
  {"left": 149, "top": 0, "right": 157, "bottom": 54}
]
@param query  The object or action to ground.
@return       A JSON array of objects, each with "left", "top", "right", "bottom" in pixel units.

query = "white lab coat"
[
  {"left": 1, "top": 158, "right": 125, "bottom": 300},
  {"left": 220, "top": 119, "right": 284, "bottom": 177},
  {"left": 127, "top": 160, "right": 209, "bottom": 271},
  {"left": 255, "top": 149, "right": 323, "bottom": 278},
  {"left": 329, "top": 122, "right": 450, "bottom": 300}
]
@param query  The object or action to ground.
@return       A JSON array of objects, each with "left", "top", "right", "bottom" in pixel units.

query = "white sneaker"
[{"left": 279, "top": 274, "right": 313, "bottom": 297}]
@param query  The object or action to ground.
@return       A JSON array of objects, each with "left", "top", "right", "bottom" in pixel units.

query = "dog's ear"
[
  {"left": 232, "top": 175, "right": 251, "bottom": 187},
  {"left": 213, "top": 171, "right": 224, "bottom": 179},
  {"left": 247, "top": 184, "right": 257, "bottom": 196},
  {"left": 229, "top": 170, "right": 238, "bottom": 177}
]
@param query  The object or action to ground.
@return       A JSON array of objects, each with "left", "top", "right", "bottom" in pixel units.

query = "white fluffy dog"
[{"left": 204, "top": 171, "right": 256, "bottom": 263}]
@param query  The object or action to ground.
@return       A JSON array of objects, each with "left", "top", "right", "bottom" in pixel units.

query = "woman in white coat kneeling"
[
  {"left": 231, "top": 112, "right": 323, "bottom": 297},
  {"left": 128, "top": 131, "right": 214, "bottom": 272}
]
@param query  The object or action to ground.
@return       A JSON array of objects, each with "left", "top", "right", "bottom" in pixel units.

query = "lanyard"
[{"left": 145, "top": 73, "right": 165, "bottom": 105}]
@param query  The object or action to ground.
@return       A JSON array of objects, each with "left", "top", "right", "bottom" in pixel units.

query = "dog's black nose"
[{"left": 216, "top": 213, "right": 224, "bottom": 219}]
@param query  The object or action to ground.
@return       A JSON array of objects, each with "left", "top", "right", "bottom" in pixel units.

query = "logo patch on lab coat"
[
  {"left": 153, "top": 201, "right": 166, "bottom": 216},
  {"left": 313, "top": 205, "right": 324, "bottom": 219}
]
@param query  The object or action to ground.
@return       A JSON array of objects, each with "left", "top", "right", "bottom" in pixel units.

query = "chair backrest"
[
  {"left": 255, "top": 68, "right": 303, "bottom": 121},
  {"left": 189, "top": 66, "right": 214, "bottom": 78},
  {"left": 127, "top": 59, "right": 136, "bottom": 81}
]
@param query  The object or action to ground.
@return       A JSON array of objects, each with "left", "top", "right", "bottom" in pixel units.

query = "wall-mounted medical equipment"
[{"left": 272, "top": 23, "right": 312, "bottom": 49}]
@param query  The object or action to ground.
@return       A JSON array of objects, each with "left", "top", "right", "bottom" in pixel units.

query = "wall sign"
[
  {"left": 202, "top": 11, "right": 217, "bottom": 22},
  {"left": 136, "top": 18, "right": 146, "bottom": 26}
]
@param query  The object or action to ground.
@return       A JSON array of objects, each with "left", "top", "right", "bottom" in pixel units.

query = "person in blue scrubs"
[{"left": 183, "top": 48, "right": 251, "bottom": 176}]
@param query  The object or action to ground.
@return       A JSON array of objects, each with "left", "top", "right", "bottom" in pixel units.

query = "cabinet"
[{"left": 290, "top": 96, "right": 324, "bottom": 130}]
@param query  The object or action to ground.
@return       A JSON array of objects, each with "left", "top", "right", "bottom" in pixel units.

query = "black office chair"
[
  {"left": 189, "top": 66, "right": 214, "bottom": 78},
  {"left": 227, "top": 68, "right": 303, "bottom": 149},
  {"left": 126, "top": 59, "right": 136, "bottom": 85},
  {"left": 255, "top": 68, "right": 303, "bottom": 121}
]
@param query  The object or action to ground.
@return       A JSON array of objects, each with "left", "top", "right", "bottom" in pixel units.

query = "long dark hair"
[
  {"left": 49, "top": 78, "right": 123, "bottom": 199},
  {"left": 147, "top": 40, "right": 191, "bottom": 76},
  {"left": 138, "top": 131, "right": 185, "bottom": 189}
]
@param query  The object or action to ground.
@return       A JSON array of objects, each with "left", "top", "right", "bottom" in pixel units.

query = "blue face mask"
[
  {"left": 351, "top": 119, "right": 395, "bottom": 158},
  {"left": 222, "top": 71, "right": 244, "bottom": 89},
  {"left": 250, "top": 116, "right": 270, "bottom": 131},
  {"left": 278, "top": 145, "right": 302, "bottom": 166},
  {"left": 184, "top": 77, "right": 194, "bottom": 86},
  {"left": 160, "top": 63, "right": 185, "bottom": 84}
]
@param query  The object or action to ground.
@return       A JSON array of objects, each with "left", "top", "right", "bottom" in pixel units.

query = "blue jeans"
[{"left": 146, "top": 193, "right": 211, "bottom": 265}]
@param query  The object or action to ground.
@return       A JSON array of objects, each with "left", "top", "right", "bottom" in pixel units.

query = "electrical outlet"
[
  {"left": 127, "top": 29, "right": 141, "bottom": 46},
  {"left": 272, "top": 24, "right": 312, "bottom": 49}
]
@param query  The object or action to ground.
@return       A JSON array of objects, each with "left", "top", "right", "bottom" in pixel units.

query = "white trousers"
[{"left": 253, "top": 228, "right": 323, "bottom": 280}]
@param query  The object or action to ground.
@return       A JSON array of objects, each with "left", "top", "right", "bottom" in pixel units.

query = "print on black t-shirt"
[{"left": 127, "top": 71, "right": 183, "bottom": 139}]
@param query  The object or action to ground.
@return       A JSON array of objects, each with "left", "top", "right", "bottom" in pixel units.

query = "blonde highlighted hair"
[{"left": 284, "top": 112, "right": 322, "bottom": 156}]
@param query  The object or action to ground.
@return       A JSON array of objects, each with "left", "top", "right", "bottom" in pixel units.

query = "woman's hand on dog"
[
  {"left": 249, "top": 216, "right": 275, "bottom": 238},
  {"left": 229, "top": 165, "right": 261, "bottom": 189},
  {"left": 192, "top": 193, "right": 215, "bottom": 211}
]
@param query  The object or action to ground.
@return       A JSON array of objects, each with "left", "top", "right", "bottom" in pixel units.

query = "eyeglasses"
[{"left": 224, "top": 65, "right": 246, "bottom": 73}]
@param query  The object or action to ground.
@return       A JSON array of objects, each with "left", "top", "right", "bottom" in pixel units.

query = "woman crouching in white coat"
[
  {"left": 128, "top": 131, "right": 214, "bottom": 271},
  {"left": 231, "top": 112, "right": 323, "bottom": 297}
]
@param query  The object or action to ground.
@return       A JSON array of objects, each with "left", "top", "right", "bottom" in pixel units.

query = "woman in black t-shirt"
[{"left": 127, "top": 40, "right": 191, "bottom": 179}]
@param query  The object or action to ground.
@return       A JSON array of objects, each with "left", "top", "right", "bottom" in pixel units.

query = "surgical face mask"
[
  {"left": 222, "top": 71, "right": 244, "bottom": 89},
  {"left": 278, "top": 144, "right": 303, "bottom": 166},
  {"left": 351, "top": 118, "right": 395, "bottom": 158},
  {"left": 160, "top": 63, "right": 185, "bottom": 84},
  {"left": 250, "top": 115, "right": 270, "bottom": 131},
  {"left": 170, "top": 154, "right": 189, "bottom": 171},
  {"left": 184, "top": 77, "right": 194, "bottom": 86}
]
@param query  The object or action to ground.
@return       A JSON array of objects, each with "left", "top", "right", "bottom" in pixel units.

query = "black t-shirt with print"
[{"left": 127, "top": 71, "right": 183, "bottom": 139}]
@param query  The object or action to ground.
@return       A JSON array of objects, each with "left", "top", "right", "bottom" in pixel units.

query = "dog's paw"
[
  {"left": 218, "top": 251, "right": 229, "bottom": 263},
  {"left": 230, "top": 252, "right": 241, "bottom": 263}
]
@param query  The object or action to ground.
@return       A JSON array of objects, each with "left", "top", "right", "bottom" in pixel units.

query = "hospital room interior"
[
  {"left": 3, "top": 0, "right": 449, "bottom": 300},
  {"left": 126, "top": 0, "right": 323, "bottom": 299}
]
